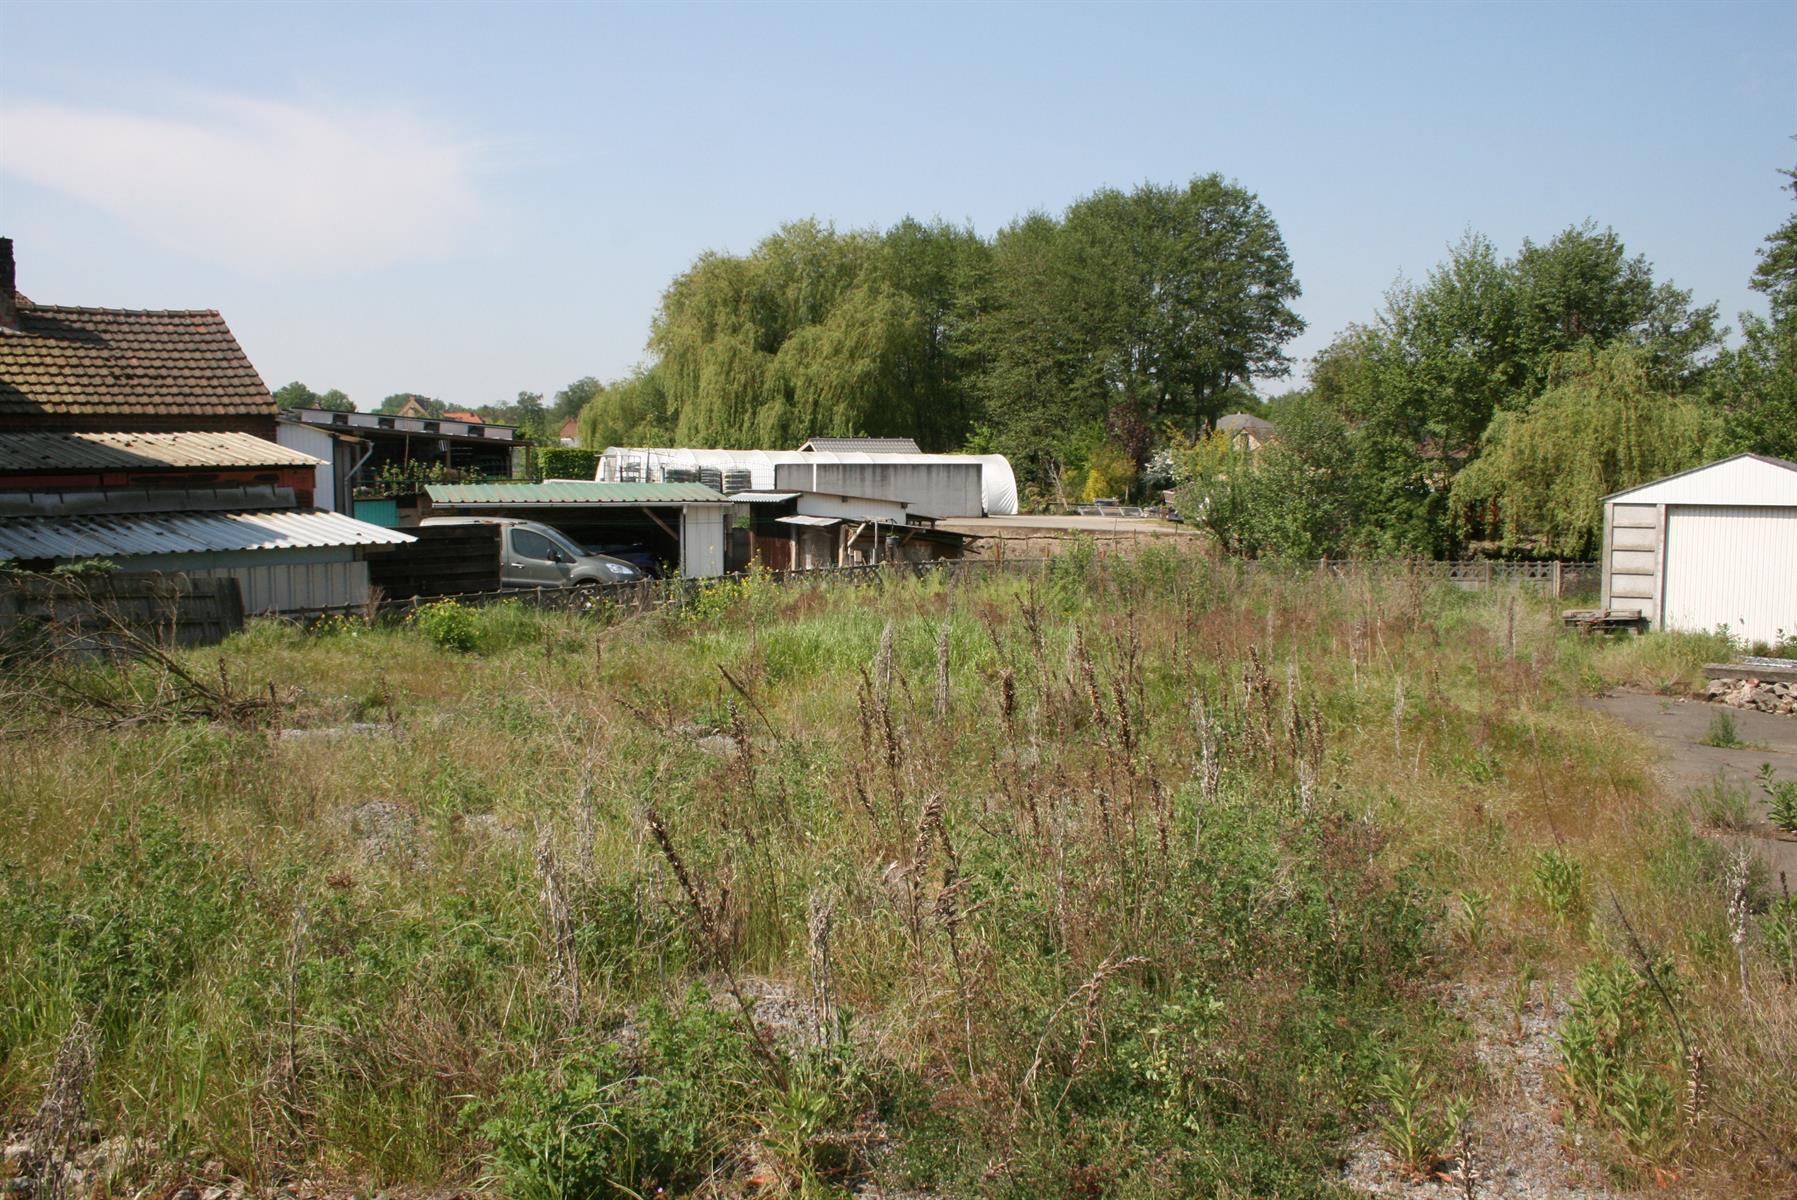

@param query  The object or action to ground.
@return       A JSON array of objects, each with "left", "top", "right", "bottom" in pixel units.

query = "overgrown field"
[{"left": 2, "top": 553, "right": 1793, "bottom": 1198}]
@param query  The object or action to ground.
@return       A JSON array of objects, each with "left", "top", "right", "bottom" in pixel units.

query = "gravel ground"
[{"left": 1341, "top": 981, "right": 1629, "bottom": 1200}]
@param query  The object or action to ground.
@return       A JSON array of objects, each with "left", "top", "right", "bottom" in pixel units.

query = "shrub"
[
  {"left": 407, "top": 599, "right": 480, "bottom": 652},
  {"left": 475, "top": 995, "right": 759, "bottom": 1200}
]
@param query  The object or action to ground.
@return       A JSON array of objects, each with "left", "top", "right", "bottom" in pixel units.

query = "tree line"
[
  {"left": 278, "top": 156, "right": 1796, "bottom": 557},
  {"left": 1179, "top": 155, "right": 1795, "bottom": 559}
]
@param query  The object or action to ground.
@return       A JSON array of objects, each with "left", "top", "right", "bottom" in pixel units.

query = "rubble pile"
[{"left": 1705, "top": 676, "right": 1797, "bottom": 716}]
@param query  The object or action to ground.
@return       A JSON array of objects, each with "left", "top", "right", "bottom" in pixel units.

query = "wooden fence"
[{"left": 0, "top": 572, "right": 245, "bottom": 658}]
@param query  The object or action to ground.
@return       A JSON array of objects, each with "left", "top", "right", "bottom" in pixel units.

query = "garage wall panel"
[{"left": 1662, "top": 506, "right": 1797, "bottom": 644}]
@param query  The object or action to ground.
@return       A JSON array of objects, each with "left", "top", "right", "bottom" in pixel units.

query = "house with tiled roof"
[
  {"left": 0, "top": 238, "right": 411, "bottom": 614},
  {"left": 0, "top": 242, "right": 277, "bottom": 437}
]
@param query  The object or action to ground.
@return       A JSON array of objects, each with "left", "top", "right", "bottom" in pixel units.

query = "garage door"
[{"left": 1662, "top": 506, "right": 1797, "bottom": 645}]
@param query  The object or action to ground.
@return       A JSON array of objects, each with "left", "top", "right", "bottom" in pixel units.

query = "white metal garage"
[{"left": 1601, "top": 454, "right": 1797, "bottom": 645}]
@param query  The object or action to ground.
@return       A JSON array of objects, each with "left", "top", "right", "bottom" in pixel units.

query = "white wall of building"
[
  {"left": 276, "top": 422, "right": 339, "bottom": 511},
  {"left": 680, "top": 506, "right": 726, "bottom": 578}
]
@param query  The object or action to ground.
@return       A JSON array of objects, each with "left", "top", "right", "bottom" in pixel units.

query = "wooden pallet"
[{"left": 1561, "top": 607, "right": 1646, "bottom": 633}]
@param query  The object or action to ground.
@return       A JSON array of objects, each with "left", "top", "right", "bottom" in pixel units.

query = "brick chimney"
[{"left": 0, "top": 238, "right": 16, "bottom": 331}]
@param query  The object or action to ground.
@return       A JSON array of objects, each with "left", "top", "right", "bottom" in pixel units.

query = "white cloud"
[{"left": 0, "top": 95, "right": 484, "bottom": 274}]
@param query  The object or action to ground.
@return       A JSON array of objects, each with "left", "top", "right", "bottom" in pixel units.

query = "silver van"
[{"left": 419, "top": 517, "right": 647, "bottom": 587}]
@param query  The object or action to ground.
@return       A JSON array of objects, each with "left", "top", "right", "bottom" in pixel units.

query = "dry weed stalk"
[
  {"left": 1727, "top": 850, "right": 1751, "bottom": 1001},
  {"left": 534, "top": 825, "right": 582, "bottom": 1022},
  {"left": 874, "top": 618, "right": 895, "bottom": 703},
  {"left": 905, "top": 794, "right": 946, "bottom": 953},
  {"left": 933, "top": 822, "right": 979, "bottom": 1075},
  {"left": 280, "top": 902, "right": 310, "bottom": 1130},
  {"left": 29, "top": 1014, "right": 97, "bottom": 1200},
  {"left": 1392, "top": 676, "right": 1406, "bottom": 759},
  {"left": 807, "top": 889, "right": 839, "bottom": 1049},
  {"left": 935, "top": 618, "right": 952, "bottom": 718},
  {"left": 1017, "top": 955, "right": 1149, "bottom": 1117},
  {"left": 31, "top": 588, "right": 299, "bottom": 729},
  {"left": 644, "top": 806, "right": 783, "bottom": 1076}
]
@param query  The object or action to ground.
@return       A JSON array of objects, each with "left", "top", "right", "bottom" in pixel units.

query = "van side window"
[{"left": 511, "top": 529, "right": 555, "bottom": 560}]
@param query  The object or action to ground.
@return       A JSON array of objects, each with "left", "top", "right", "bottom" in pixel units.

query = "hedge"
[{"left": 538, "top": 448, "right": 600, "bottom": 481}]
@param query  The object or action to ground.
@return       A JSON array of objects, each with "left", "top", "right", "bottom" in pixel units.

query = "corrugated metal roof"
[
  {"left": 776, "top": 514, "right": 843, "bottom": 527},
  {"left": 731, "top": 491, "right": 801, "bottom": 503},
  {"left": 799, "top": 437, "right": 923, "bottom": 454},
  {"left": 426, "top": 482, "right": 728, "bottom": 505},
  {"left": 0, "top": 431, "right": 322, "bottom": 471},
  {"left": 0, "top": 509, "right": 415, "bottom": 560}
]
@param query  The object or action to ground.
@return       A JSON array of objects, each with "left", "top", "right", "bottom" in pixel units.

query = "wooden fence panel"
[{"left": 0, "top": 572, "right": 245, "bottom": 656}]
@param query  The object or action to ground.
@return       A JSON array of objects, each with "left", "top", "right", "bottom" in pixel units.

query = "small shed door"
[{"left": 1662, "top": 505, "right": 1797, "bottom": 644}]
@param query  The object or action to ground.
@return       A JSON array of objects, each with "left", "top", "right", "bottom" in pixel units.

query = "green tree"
[
  {"left": 650, "top": 217, "right": 984, "bottom": 451},
  {"left": 1710, "top": 151, "right": 1797, "bottom": 459},
  {"left": 1171, "top": 393, "right": 1359, "bottom": 560},
  {"left": 971, "top": 177, "right": 1303, "bottom": 487},
  {"left": 1312, "top": 224, "right": 1721, "bottom": 553},
  {"left": 577, "top": 366, "right": 673, "bottom": 448},
  {"left": 1451, "top": 345, "right": 1723, "bottom": 557},
  {"left": 551, "top": 376, "right": 604, "bottom": 423},
  {"left": 273, "top": 381, "right": 353, "bottom": 412}
]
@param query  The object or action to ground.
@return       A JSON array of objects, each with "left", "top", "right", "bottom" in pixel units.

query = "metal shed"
[
  {"left": 1601, "top": 454, "right": 1797, "bottom": 644},
  {"left": 0, "top": 508, "right": 415, "bottom": 614}
]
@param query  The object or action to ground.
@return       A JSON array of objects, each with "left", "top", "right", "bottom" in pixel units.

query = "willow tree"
[
  {"left": 1451, "top": 344, "right": 1723, "bottom": 557},
  {"left": 576, "top": 367, "right": 673, "bottom": 448},
  {"left": 647, "top": 218, "right": 984, "bottom": 449}
]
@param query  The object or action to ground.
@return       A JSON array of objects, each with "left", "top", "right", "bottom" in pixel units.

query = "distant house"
[
  {"left": 559, "top": 416, "right": 580, "bottom": 447},
  {"left": 1214, "top": 413, "right": 1276, "bottom": 454},
  {"left": 0, "top": 237, "right": 410, "bottom": 613},
  {"left": 395, "top": 397, "right": 432, "bottom": 419},
  {"left": 444, "top": 410, "right": 484, "bottom": 424},
  {"left": 797, "top": 436, "right": 923, "bottom": 455}
]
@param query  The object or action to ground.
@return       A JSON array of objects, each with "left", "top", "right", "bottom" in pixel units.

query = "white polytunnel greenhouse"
[{"left": 598, "top": 447, "right": 1019, "bottom": 518}]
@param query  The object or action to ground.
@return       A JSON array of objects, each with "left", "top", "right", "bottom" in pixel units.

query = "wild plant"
[
  {"left": 1702, "top": 709, "right": 1742, "bottom": 748},
  {"left": 1556, "top": 960, "right": 1678, "bottom": 1159},
  {"left": 1453, "top": 890, "right": 1492, "bottom": 954},
  {"left": 1529, "top": 849, "right": 1587, "bottom": 925},
  {"left": 1758, "top": 763, "right": 1797, "bottom": 833},
  {"left": 1692, "top": 773, "right": 1755, "bottom": 830},
  {"left": 1508, "top": 963, "right": 1539, "bottom": 1036},
  {"left": 1370, "top": 1055, "right": 1471, "bottom": 1179}
]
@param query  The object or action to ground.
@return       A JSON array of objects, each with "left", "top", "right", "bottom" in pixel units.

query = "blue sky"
[{"left": 2, "top": 0, "right": 1793, "bottom": 411}]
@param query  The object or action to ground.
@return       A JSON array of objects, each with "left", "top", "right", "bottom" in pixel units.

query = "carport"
[{"left": 422, "top": 482, "right": 732, "bottom": 577}]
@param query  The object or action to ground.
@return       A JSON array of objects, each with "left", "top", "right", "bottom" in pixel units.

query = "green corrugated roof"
[{"left": 425, "top": 482, "right": 729, "bottom": 505}]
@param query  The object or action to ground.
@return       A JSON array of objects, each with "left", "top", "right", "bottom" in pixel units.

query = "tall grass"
[{"left": 1, "top": 556, "right": 1791, "bottom": 1196}]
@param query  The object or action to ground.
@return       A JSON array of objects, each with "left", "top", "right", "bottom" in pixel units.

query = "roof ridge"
[{"left": 20, "top": 303, "right": 228, "bottom": 318}]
